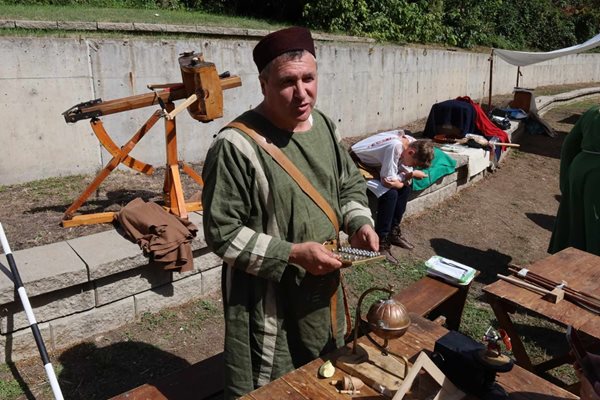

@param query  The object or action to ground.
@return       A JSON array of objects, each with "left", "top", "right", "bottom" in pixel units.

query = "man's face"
[{"left": 259, "top": 52, "right": 318, "bottom": 131}]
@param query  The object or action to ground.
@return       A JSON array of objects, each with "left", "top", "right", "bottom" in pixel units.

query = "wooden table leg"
[
  {"left": 434, "top": 282, "right": 471, "bottom": 331},
  {"left": 488, "top": 297, "right": 534, "bottom": 371}
]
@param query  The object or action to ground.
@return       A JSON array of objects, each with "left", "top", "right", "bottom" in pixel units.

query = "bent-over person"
[{"left": 201, "top": 27, "right": 378, "bottom": 399}]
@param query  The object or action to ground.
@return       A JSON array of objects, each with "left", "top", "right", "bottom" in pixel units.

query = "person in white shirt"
[{"left": 350, "top": 129, "right": 434, "bottom": 253}]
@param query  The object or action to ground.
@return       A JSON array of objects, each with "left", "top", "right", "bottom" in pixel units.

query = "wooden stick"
[
  {"left": 509, "top": 265, "right": 600, "bottom": 303},
  {"left": 166, "top": 93, "right": 198, "bottom": 120},
  {"left": 508, "top": 266, "right": 600, "bottom": 311},
  {"left": 497, "top": 274, "right": 552, "bottom": 296}
]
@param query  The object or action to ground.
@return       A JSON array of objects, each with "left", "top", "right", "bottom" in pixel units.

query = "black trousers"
[{"left": 375, "top": 184, "right": 412, "bottom": 238}]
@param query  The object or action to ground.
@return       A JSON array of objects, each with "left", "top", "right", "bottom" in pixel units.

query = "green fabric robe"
[
  {"left": 201, "top": 109, "right": 373, "bottom": 399},
  {"left": 549, "top": 105, "right": 600, "bottom": 256}
]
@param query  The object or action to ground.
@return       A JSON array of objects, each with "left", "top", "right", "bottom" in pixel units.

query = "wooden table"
[
  {"left": 483, "top": 247, "right": 600, "bottom": 373},
  {"left": 241, "top": 314, "right": 578, "bottom": 399}
]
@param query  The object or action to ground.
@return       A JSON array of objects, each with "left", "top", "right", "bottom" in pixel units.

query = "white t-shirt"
[{"left": 351, "top": 129, "right": 415, "bottom": 182}]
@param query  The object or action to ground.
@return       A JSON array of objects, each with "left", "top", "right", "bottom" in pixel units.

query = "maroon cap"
[{"left": 253, "top": 26, "right": 316, "bottom": 72}]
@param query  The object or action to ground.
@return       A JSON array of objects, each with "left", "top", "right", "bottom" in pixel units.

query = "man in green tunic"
[
  {"left": 201, "top": 27, "right": 379, "bottom": 399},
  {"left": 549, "top": 105, "right": 600, "bottom": 256}
]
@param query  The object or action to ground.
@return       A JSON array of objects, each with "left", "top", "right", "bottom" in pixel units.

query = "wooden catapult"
[{"left": 61, "top": 51, "right": 241, "bottom": 227}]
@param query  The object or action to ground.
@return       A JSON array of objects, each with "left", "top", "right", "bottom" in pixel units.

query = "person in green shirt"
[
  {"left": 202, "top": 27, "right": 378, "bottom": 399},
  {"left": 549, "top": 105, "right": 600, "bottom": 256}
]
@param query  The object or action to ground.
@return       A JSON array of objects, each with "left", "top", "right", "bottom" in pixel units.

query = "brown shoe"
[
  {"left": 389, "top": 225, "right": 415, "bottom": 250},
  {"left": 379, "top": 235, "right": 391, "bottom": 251}
]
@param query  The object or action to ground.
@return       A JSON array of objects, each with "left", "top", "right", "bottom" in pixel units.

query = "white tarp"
[{"left": 494, "top": 33, "right": 600, "bottom": 66}]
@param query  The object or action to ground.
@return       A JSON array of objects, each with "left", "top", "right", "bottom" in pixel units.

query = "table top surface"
[
  {"left": 242, "top": 314, "right": 578, "bottom": 400},
  {"left": 483, "top": 247, "right": 600, "bottom": 337}
]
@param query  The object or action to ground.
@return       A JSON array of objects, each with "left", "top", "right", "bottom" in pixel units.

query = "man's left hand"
[{"left": 350, "top": 225, "right": 379, "bottom": 251}]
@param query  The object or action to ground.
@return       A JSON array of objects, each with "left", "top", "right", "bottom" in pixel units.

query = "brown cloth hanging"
[{"left": 115, "top": 198, "right": 198, "bottom": 272}]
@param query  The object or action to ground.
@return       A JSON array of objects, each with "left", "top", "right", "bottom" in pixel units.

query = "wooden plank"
[
  {"left": 333, "top": 343, "right": 409, "bottom": 395},
  {"left": 61, "top": 212, "right": 115, "bottom": 227},
  {"left": 246, "top": 377, "right": 308, "bottom": 400},
  {"left": 395, "top": 277, "right": 459, "bottom": 317}
]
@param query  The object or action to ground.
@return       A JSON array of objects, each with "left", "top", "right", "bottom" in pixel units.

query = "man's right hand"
[{"left": 289, "top": 242, "right": 343, "bottom": 275}]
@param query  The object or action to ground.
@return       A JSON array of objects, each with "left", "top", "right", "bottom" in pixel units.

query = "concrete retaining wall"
[{"left": 1, "top": 27, "right": 600, "bottom": 185}]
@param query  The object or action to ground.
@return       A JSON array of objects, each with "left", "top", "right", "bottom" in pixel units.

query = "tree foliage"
[{"left": 5, "top": 0, "right": 600, "bottom": 51}]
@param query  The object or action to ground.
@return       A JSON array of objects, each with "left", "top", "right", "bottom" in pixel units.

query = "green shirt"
[{"left": 202, "top": 109, "right": 373, "bottom": 398}]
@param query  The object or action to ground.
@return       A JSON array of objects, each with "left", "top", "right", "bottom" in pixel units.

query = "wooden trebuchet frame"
[{"left": 61, "top": 51, "right": 242, "bottom": 227}]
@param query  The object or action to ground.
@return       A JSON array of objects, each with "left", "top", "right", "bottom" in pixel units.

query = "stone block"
[
  {"left": 406, "top": 181, "right": 458, "bottom": 217},
  {"left": 51, "top": 297, "right": 135, "bottom": 351},
  {"left": 1, "top": 283, "right": 94, "bottom": 334},
  {"left": 196, "top": 26, "right": 227, "bottom": 35},
  {"left": 97, "top": 22, "right": 134, "bottom": 31},
  {"left": 163, "top": 24, "right": 197, "bottom": 33},
  {"left": 0, "top": 242, "right": 88, "bottom": 305},
  {"left": 133, "top": 23, "right": 162, "bottom": 32},
  {"left": 0, "top": 322, "right": 52, "bottom": 362},
  {"left": 15, "top": 20, "right": 58, "bottom": 30},
  {"left": 57, "top": 21, "right": 97, "bottom": 31},
  {"left": 201, "top": 266, "right": 221, "bottom": 295},
  {"left": 173, "top": 249, "right": 221, "bottom": 282},
  {"left": 220, "top": 27, "right": 246, "bottom": 36},
  {"left": 0, "top": 20, "right": 16, "bottom": 29},
  {"left": 94, "top": 266, "right": 172, "bottom": 306},
  {"left": 134, "top": 272, "right": 203, "bottom": 317},
  {"left": 67, "top": 230, "right": 145, "bottom": 280}
]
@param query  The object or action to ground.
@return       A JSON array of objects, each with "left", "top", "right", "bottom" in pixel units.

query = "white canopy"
[{"left": 494, "top": 33, "right": 600, "bottom": 67}]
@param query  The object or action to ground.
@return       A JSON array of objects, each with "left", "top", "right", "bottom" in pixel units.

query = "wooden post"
[{"left": 488, "top": 49, "right": 494, "bottom": 111}]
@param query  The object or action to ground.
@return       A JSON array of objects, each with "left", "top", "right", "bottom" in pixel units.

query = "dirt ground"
[{"left": 1, "top": 86, "right": 599, "bottom": 399}]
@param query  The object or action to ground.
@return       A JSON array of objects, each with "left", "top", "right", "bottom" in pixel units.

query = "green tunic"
[
  {"left": 201, "top": 109, "right": 373, "bottom": 399},
  {"left": 549, "top": 105, "right": 600, "bottom": 256}
]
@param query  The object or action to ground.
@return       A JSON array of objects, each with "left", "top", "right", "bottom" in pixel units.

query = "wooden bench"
[{"left": 111, "top": 275, "right": 471, "bottom": 399}]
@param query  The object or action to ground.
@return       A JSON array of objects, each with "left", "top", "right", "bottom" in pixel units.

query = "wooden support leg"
[
  {"left": 169, "top": 165, "right": 188, "bottom": 219},
  {"left": 91, "top": 119, "right": 155, "bottom": 175},
  {"left": 62, "top": 111, "right": 161, "bottom": 222},
  {"left": 434, "top": 282, "right": 471, "bottom": 331},
  {"left": 487, "top": 297, "right": 534, "bottom": 371}
]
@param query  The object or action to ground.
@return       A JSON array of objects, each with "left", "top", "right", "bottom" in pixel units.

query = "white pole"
[{"left": 0, "top": 223, "right": 64, "bottom": 400}]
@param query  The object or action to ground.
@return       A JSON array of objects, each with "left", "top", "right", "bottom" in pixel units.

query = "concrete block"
[
  {"left": 196, "top": 26, "right": 227, "bottom": 35},
  {"left": 51, "top": 297, "right": 135, "bottom": 351},
  {"left": 0, "top": 242, "right": 88, "bottom": 304},
  {"left": 173, "top": 249, "right": 222, "bottom": 281},
  {"left": 220, "top": 27, "right": 247, "bottom": 36},
  {"left": 201, "top": 266, "right": 222, "bottom": 295},
  {"left": 163, "top": 24, "right": 197, "bottom": 33},
  {"left": 245, "top": 28, "right": 269, "bottom": 38},
  {"left": 133, "top": 23, "right": 163, "bottom": 32},
  {"left": 15, "top": 20, "right": 58, "bottom": 30},
  {"left": 0, "top": 38, "right": 99, "bottom": 185},
  {"left": 1, "top": 283, "right": 94, "bottom": 334},
  {"left": 411, "top": 172, "right": 458, "bottom": 198},
  {"left": 134, "top": 272, "right": 203, "bottom": 317},
  {"left": 0, "top": 322, "right": 52, "bottom": 362},
  {"left": 97, "top": 22, "right": 134, "bottom": 31},
  {"left": 0, "top": 20, "right": 16, "bottom": 29},
  {"left": 67, "top": 230, "right": 146, "bottom": 280},
  {"left": 406, "top": 181, "right": 458, "bottom": 217},
  {"left": 57, "top": 21, "right": 97, "bottom": 30},
  {"left": 94, "top": 266, "right": 172, "bottom": 306}
]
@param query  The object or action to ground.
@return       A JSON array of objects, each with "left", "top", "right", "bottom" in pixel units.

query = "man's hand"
[
  {"left": 289, "top": 242, "right": 342, "bottom": 275},
  {"left": 349, "top": 224, "right": 379, "bottom": 251},
  {"left": 412, "top": 170, "right": 428, "bottom": 179}
]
